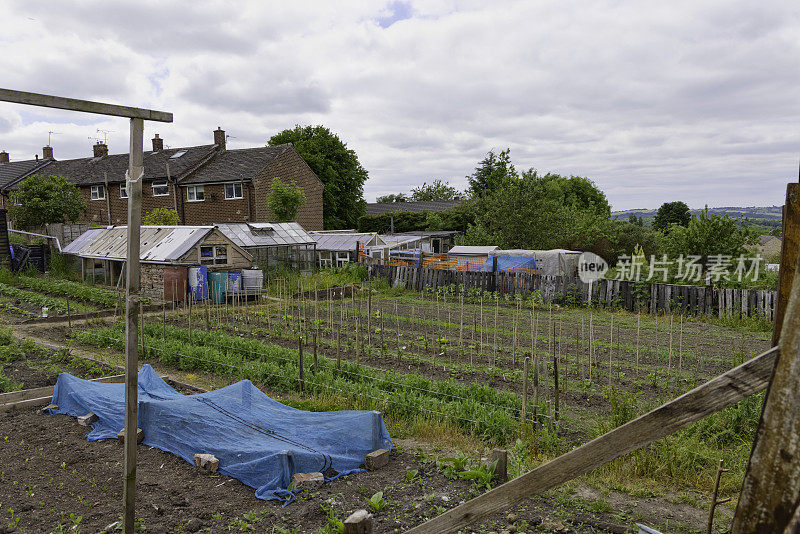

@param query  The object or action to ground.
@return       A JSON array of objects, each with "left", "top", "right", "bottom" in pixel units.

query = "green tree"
[
  {"left": 267, "top": 178, "right": 306, "bottom": 221},
  {"left": 467, "top": 149, "right": 518, "bottom": 198},
  {"left": 653, "top": 201, "right": 691, "bottom": 231},
  {"left": 269, "top": 125, "right": 368, "bottom": 229},
  {"left": 9, "top": 174, "right": 85, "bottom": 228},
  {"left": 376, "top": 193, "right": 407, "bottom": 203},
  {"left": 465, "top": 172, "right": 597, "bottom": 249},
  {"left": 665, "top": 207, "right": 754, "bottom": 265},
  {"left": 143, "top": 207, "right": 180, "bottom": 226},
  {"left": 410, "top": 180, "right": 459, "bottom": 202}
]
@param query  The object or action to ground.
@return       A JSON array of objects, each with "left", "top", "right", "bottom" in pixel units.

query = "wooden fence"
[{"left": 368, "top": 264, "right": 776, "bottom": 319}]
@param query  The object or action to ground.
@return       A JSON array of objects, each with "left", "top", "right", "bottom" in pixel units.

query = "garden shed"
[
  {"left": 63, "top": 225, "right": 252, "bottom": 298},
  {"left": 216, "top": 222, "right": 316, "bottom": 273},
  {"left": 310, "top": 231, "right": 384, "bottom": 267}
]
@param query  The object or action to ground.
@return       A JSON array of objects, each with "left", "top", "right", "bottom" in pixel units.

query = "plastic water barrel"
[
  {"left": 208, "top": 271, "right": 228, "bottom": 304},
  {"left": 242, "top": 269, "right": 263, "bottom": 291},
  {"left": 228, "top": 271, "right": 242, "bottom": 293},
  {"left": 188, "top": 266, "right": 209, "bottom": 300}
]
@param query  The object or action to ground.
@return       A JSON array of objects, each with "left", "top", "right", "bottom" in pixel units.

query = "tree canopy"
[
  {"left": 410, "top": 180, "right": 459, "bottom": 202},
  {"left": 269, "top": 125, "right": 367, "bottom": 229},
  {"left": 9, "top": 174, "right": 85, "bottom": 228},
  {"left": 376, "top": 193, "right": 408, "bottom": 203},
  {"left": 267, "top": 178, "right": 306, "bottom": 222},
  {"left": 466, "top": 149, "right": 518, "bottom": 198},
  {"left": 665, "top": 207, "right": 754, "bottom": 265},
  {"left": 653, "top": 201, "right": 691, "bottom": 231},
  {"left": 143, "top": 208, "right": 180, "bottom": 226}
]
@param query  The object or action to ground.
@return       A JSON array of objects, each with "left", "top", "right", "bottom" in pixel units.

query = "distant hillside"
[{"left": 613, "top": 206, "right": 783, "bottom": 227}]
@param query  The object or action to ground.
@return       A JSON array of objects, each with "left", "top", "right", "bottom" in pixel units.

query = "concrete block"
[
  {"left": 117, "top": 427, "right": 144, "bottom": 444},
  {"left": 193, "top": 453, "right": 219, "bottom": 472},
  {"left": 291, "top": 472, "right": 324, "bottom": 490},
  {"left": 365, "top": 448, "right": 390, "bottom": 471},
  {"left": 77, "top": 412, "right": 98, "bottom": 426},
  {"left": 343, "top": 509, "right": 373, "bottom": 534}
]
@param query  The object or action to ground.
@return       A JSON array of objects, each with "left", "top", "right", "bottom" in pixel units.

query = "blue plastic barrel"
[
  {"left": 228, "top": 271, "right": 242, "bottom": 293},
  {"left": 188, "top": 266, "right": 209, "bottom": 300}
]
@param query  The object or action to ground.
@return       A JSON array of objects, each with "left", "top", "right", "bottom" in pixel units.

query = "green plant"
[
  {"left": 367, "top": 491, "right": 387, "bottom": 512},
  {"left": 459, "top": 459, "right": 497, "bottom": 490},
  {"left": 143, "top": 207, "right": 180, "bottom": 226},
  {"left": 404, "top": 469, "right": 419, "bottom": 482}
]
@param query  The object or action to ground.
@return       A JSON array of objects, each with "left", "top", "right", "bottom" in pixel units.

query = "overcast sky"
[{"left": 1, "top": 0, "right": 798, "bottom": 210}]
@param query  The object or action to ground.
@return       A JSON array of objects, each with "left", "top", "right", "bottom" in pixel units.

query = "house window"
[
  {"left": 152, "top": 181, "right": 169, "bottom": 196},
  {"left": 120, "top": 183, "right": 128, "bottom": 199},
  {"left": 199, "top": 245, "right": 228, "bottom": 265},
  {"left": 187, "top": 185, "right": 205, "bottom": 202},
  {"left": 224, "top": 182, "right": 243, "bottom": 199},
  {"left": 90, "top": 185, "right": 105, "bottom": 201}
]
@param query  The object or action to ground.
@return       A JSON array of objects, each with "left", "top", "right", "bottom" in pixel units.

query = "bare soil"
[{"left": 0, "top": 407, "right": 714, "bottom": 534}]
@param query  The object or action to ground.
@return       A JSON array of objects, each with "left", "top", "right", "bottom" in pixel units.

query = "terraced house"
[{"left": 0, "top": 128, "right": 324, "bottom": 230}]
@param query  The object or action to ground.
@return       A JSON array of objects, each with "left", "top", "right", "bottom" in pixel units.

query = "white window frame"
[
  {"left": 318, "top": 251, "right": 333, "bottom": 268},
  {"left": 199, "top": 244, "right": 228, "bottom": 266},
  {"left": 224, "top": 182, "right": 243, "bottom": 200},
  {"left": 90, "top": 185, "right": 105, "bottom": 201},
  {"left": 335, "top": 252, "right": 350, "bottom": 267},
  {"left": 119, "top": 183, "right": 128, "bottom": 199},
  {"left": 152, "top": 181, "right": 170, "bottom": 197},
  {"left": 186, "top": 185, "right": 205, "bottom": 202}
]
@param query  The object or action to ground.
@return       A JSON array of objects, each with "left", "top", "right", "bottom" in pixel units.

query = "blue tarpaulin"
[
  {"left": 481, "top": 255, "right": 537, "bottom": 272},
  {"left": 48, "top": 365, "right": 392, "bottom": 502}
]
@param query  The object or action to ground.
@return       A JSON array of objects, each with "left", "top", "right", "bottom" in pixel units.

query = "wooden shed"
[{"left": 63, "top": 225, "right": 252, "bottom": 299}]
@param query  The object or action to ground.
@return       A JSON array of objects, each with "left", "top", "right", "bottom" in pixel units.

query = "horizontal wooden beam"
[
  {"left": 406, "top": 346, "right": 779, "bottom": 534},
  {"left": 0, "top": 374, "right": 126, "bottom": 409},
  {"left": 0, "top": 88, "right": 172, "bottom": 123}
]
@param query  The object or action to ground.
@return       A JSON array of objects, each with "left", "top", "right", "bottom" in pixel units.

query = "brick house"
[{"left": 1, "top": 128, "right": 324, "bottom": 230}]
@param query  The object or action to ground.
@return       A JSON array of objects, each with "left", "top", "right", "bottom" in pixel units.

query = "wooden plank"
[
  {"left": 0, "top": 88, "right": 173, "bottom": 122},
  {"left": 733, "top": 246, "right": 800, "bottom": 533},
  {"left": 774, "top": 184, "right": 800, "bottom": 345},
  {"left": 406, "top": 346, "right": 778, "bottom": 534},
  {"left": 0, "top": 396, "right": 53, "bottom": 413},
  {"left": 0, "top": 374, "right": 125, "bottom": 405}
]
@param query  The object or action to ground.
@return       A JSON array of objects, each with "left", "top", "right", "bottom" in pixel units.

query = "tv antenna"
[
  {"left": 96, "top": 128, "right": 113, "bottom": 143},
  {"left": 47, "top": 130, "right": 60, "bottom": 146}
]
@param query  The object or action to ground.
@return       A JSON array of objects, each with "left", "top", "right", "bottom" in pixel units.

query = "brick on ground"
[{"left": 365, "top": 448, "right": 390, "bottom": 471}]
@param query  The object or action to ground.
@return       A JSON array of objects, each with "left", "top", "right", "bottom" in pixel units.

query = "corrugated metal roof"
[
  {"left": 310, "top": 232, "right": 383, "bottom": 252},
  {"left": 63, "top": 226, "right": 214, "bottom": 263},
  {"left": 215, "top": 222, "right": 315, "bottom": 248}
]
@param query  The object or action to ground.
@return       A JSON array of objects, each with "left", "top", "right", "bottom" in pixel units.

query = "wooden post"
[
  {"left": 298, "top": 337, "right": 304, "bottom": 393},
  {"left": 733, "top": 245, "right": 800, "bottom": 532},
  {"left": 521, "top": 357, "right": 529, "bottom": 436},
  {"left": 772, "top": 183, "right": 800, "bottom": 346},
  {"left": 313, "top": 333, "right": 318, "bottom": 375},
  {"left": 553, "top": 319, "right": 559, "bottom": 421},
  {"left": 162, "top": 299, "right": 166, "bottom": 340},
  {"left": 66, "top": 294, "right": 71, "bottom": 329},
  {"left": 489, "top": 448, "right": 508, "bottom": 484},
  {"left": 123, "top": 117, "right": 144, "bottom": 534}
]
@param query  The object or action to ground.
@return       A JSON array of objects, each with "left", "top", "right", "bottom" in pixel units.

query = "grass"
[{"left": 0, "top": 269, "right": 119, "bottom": 308}]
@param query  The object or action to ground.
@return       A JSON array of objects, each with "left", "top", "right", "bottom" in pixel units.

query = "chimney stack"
[
  {"left": 0, "top": 151, "right": 8, "bottom": 164},
  {"left": 152, "top": 133, "right": 163, "bottom": 152},
  {"left": 42, "top": 146, "right": 54, "bottom": 160},
  {"left": 93, "top": 142, "right": 108, "bottom": 158},
  {"left": 214, "top": 127, "right": 226, "bottom": 151}
]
